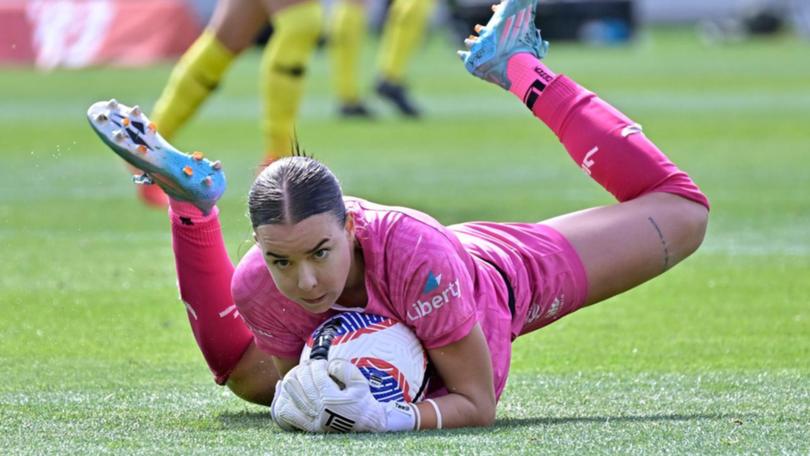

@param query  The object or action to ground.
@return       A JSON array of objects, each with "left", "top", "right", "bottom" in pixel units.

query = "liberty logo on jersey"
[
  {"left": 407, "top": 271, "right": 461, "bottom": 321},
  {"left": 422, "top": 271, "right": 442, "bottom": 294}
]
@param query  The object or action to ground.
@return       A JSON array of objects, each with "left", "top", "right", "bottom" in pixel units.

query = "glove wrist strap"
[{"left": 383, "top": 402, "right": 418, "bottom": 432}]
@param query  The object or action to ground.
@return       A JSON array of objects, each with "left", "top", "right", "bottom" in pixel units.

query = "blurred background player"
[
  {"left": 133, "top": 0, "right": 322, "bottom": 207},
  {"left": 330, "top": 0, "right": 435, "bottom": 118}
]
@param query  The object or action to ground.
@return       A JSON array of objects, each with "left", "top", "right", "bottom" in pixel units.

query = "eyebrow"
[{"left": 265, "top": 238, "right": 330, "bottom": 259}]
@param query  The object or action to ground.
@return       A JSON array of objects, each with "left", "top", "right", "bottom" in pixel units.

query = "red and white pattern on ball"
[{"left": 329, "top": 318, "right": 397, "bottom": 346}]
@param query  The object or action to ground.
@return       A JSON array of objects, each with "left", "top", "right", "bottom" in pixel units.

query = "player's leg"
[
  {"left": 86, "top": 100, "right": 278, "bottom": 404},
  {"left": 170, "top": 197, "right": 278, "bottom": 405},
  {"left": 259, "top": 0, "right": 323, "bottom": 163},
  {"left": 375, "top": 0, "right": 435, "bottom": 117},
  {"left": 135, "top": 0, "right": 266, "bottom": 208},
  {"left": 151, "top": 0, "right": 266, "bottom": 142},
  {"left": 544, "top": 196, "right": 707, "bottom": 306},
  {"left": 330, "top": 0, "right": 375, "bottom": 118},
  {"left": 460, "top": 0, "right": 709, "bottom": 306}
]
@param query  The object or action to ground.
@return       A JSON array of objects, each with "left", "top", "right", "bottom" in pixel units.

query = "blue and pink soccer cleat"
[
  {"left": 86, "top": 99, "right": 226, "bottom": 214},
  {"left": 458, "top": 0, "right": 549, "bottom": 90}
]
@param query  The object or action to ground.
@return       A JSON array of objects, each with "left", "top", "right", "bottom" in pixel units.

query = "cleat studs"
[
  {"left": 95, "top": 113, "right": 108, "bottom": 123},
  {"left": 183, "top": 166, "right": 193, "bottom": 176},
  {"left": 136, "top": 145, "right": 147, "bottom": 154},
  {"left": 147, "top": 122, "right": 157, "bottom": 133},
  {"left": 108, "top": 99, "right": 118, "bottom": 108},
  {"left": 131, "top": 105, "right": 141, "bottom": 116},
  {"left": 211, "top": 160, "right": 222, "bottom": 170},
  {"left": 202, "top": 176, "right": 212, "bottom": 186},
  {"left": 113, "top": 130, "right": 125, "bottom": 142},
  {"left": 122, "top": 117, "right": 130, "bottom": 126},
  {"left": 191, "top": 151, "right": 204, "bottom": 161}
]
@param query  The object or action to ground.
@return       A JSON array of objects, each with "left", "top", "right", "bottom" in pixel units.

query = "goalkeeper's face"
[{"left": 254, "top": 211, "right": 356, "bottom": 314}]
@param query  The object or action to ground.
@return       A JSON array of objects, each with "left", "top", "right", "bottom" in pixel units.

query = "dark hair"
[{"left": 248, "top": 156, "right": 346, "bottom": 228}]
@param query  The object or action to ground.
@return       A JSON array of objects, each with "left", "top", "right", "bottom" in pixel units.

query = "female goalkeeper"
[{"left": 87, "top": 0, "right": 709, "bottom": 433}]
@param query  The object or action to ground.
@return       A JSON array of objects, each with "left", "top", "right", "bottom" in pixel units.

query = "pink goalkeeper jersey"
[{"left": 231, "top": 197, "right": 587, "bottom": 400}]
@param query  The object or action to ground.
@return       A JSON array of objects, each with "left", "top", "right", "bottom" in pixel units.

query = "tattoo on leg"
[{"left": 648, "top": 216, "right": 670, "bottom": 271}]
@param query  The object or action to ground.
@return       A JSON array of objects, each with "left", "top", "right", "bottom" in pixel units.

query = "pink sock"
[
  {"left": 169, "top": 199, "right": 216, "bottom": 226},
  {"left": 170, "top": 203, "right": 253, "bottom": 384},
  {"left": 506, "top": 53, "right": 557, "bottom": 108},
  {"left": 505, "top": 54, "right": 709, "bottom": 209}
]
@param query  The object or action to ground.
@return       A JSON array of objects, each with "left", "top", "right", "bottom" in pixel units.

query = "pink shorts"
[
  {"left": 452, "top": 221, "right": 589, "bottom": 339},
  {"left": 511, "top": 224, "right": 589, "bottom": 336}
]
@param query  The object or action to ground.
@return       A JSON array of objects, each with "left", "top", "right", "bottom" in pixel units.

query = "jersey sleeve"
[
  {"left": 231, "top": 248, "right": 304, "bottom": 360},
  {"left": 388, "top": 219, "right": 478, "bottom": 350},
  {"left": 238, "top": 297, "right": 304, "bottom": 360}
]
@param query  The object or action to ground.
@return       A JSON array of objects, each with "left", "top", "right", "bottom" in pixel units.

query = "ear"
[
  {"left": 253, "top": 231, "right": 259, "bottom": 244},
  {"left": 343, "top": 213, "right": 355, "bottom": 239}
]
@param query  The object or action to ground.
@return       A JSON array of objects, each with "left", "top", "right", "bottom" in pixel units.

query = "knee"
[
  {"left": 210, "top": 29, "right": 256, "bottom": 55},
  {"left": 207, "top": 9, "right": 267, "bottom": 54},
  {"left": 262, "top": 2, "right": 322, "bottom": 74},
  {"left": 676, "top": 199, "right": 709, "bottom": 259},
  {"left": 273, "top": 2, "right": 323, "bottom": 47}
]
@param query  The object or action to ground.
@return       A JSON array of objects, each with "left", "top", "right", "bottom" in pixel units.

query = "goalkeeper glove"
[
  {"left": 270, "top": 359, "right": 328, "bottom": 432},
  {"left": 316, "top": 358, "right": 418, "bottom": 433}
]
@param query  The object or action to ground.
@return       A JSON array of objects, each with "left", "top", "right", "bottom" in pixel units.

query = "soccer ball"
[{"left": 300, "top": 312, "right": 429, "bottom": 403}]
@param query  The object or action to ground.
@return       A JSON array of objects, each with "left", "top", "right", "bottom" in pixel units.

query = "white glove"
[
  {"left": 316, "top": 358, "right": 417, "bottom": 433},
  {"left": 270, "top": 359, "right": 328, "bottom": 432}
]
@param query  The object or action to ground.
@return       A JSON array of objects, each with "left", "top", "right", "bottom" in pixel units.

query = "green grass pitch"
[{"left": 1, "top": 28, "right": 808, "bottom": 454}]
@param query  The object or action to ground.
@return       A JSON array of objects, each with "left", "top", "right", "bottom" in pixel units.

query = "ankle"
[
  {"left": 506, "top": 53, "right": 557, "bottom": 101},
  {"left": 169, "top": 198, "right": 218, "bottom": 225}
]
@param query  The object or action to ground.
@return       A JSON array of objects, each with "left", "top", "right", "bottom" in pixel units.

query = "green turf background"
[{"left": 1, "top": 28, "right": 808, "bottom": 454}]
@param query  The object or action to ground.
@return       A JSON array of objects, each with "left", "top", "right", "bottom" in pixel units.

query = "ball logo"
[{"left": 354, "top": 357, "right": 413, "bottom": 402}]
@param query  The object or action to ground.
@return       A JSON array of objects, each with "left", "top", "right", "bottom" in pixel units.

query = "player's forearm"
[
  {"left": 421, "top": 324, "right": 496, "bottom": 429},
  {"left": 413, "top": 393, "right": 496, "bottom": 430}
]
